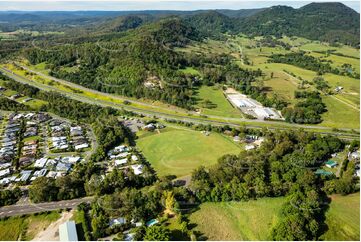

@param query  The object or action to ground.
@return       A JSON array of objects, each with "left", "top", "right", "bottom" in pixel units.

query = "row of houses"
[
  {"left": 0, "top": 155, "right": 82, "bottom": 186},
  {"left": 0, "top": 117, "right": 20, "bottom": 163},
  {"left": 49, "top": 121, "right": 90, "bottom": 152},
  {"left": 107, "top": 145, "right": 144, "bottom": 175},
  {"left": 70, "top": 126, "right": 89, "bottom": 151},
  {"left": 49, "top": 120, "right": 70, "bottom": 151}
]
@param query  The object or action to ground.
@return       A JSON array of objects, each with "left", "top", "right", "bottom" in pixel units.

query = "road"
[
  {"left": 0, "top": 197, "right": 92, "bottom": 217},
  {"left": 0, "top": 66, "right": 359, "bottom": 140}
]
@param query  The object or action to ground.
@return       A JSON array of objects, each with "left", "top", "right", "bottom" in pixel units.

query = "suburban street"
[
  {"left": 0, "top": 66, "right": 359, "bottom": 140},
  {"left": 0, "top": 197, "right": 93, "bottom": 217}
]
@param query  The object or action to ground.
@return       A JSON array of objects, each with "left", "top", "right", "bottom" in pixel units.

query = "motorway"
[
  {"left": 0, "top": 66, "right": 359, "bottom": 139},
  {"left": 0, "top": 197, "right": 93, "bottom": 217}
]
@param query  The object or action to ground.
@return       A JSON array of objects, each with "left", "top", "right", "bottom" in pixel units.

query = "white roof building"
[
  {"left": 62, "top": 156, "right": 81, "bottom": 164},
  {"left": 131, "top": 164, "right": 144, "bottom": 175},
  {"left": 110, "top": 217, "right": 127, "bottom": 227},
  {"left": 74, "top": 143, "right": 89, "bottom": 150},
  {"left": 115, "top": 158, "right": 128, "bottom": 166},
  {"left": 245, "top": 144, "right": 256, "bottom": 150},
  {"left": 34, "top": 157, "right": 48, "bottom": 168},
  {"left": 59, "top": 221, "right": 78, "bottom": 241},
  {"left": 0, "top": 168, "right": 11, "bottom": 178}
]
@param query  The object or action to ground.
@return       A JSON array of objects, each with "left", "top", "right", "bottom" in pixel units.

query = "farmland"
[
  {"left": 136, "top": 127, "right": 242, "bottom": 177},
  {"left": 177, "top": 35, "right": 360, "bottom": 129}
]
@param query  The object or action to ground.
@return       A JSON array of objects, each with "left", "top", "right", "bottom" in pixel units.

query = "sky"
[{"left": 0, "top": 0, "right": 359, "bottom": 12}]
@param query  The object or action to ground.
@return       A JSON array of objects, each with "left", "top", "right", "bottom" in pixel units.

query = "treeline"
[
  {"left": 0, "top": 97, "right": 31, "bottom": 111},
  {"left": 0, "top": 187, "right": 22, "bottom": 207},
  {"left": 269, "top": 52, "right": 336, "bottom": 75},
  {"left": 282, "top": 91, "right": 326, "bottom": 124},
  {"left": 269, "top": 52, "right": 359, "bottom": 79}
]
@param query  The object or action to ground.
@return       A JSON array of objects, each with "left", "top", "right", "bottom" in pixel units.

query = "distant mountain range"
[{"left": 0, "top": 2, "right": 359, "bottom": 46}]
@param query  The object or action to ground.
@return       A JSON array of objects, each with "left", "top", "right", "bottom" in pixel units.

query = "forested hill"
[{"left": 236, "top": 2, "right": 360, "bottom": 46}]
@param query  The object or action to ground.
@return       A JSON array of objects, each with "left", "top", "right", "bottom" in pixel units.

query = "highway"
[
  {"left": 0, "top": 197, "right": 92, "bottom": 217},
  {"left": 0, "top": 66, "right": 359, "bottom": 140}
]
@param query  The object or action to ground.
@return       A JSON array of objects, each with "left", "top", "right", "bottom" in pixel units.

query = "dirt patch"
[{"left": 32, "top": 210, "right": 74, "bottom": 241}]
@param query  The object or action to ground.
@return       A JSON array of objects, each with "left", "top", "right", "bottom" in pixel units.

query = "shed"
[
  {"left": 59, "top": 221, "right": 78, "bottom": 241},
  {"left": 325, "top": 160, "right": 337, "bottom": 168}
]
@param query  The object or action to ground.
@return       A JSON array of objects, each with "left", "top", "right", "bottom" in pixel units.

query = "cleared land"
[
  {"left": 0, "top": 211, "right": 60, "bottom": 241},
  {"left": 189, "top": 193, "right": 360, "bottom": 241},
  {"left": 194, "top": 85, "right": 244, "bottom": 118},
  {"left": 189, "top": 197, "right": 284, "bottom": 241},
  {"left": 136, "top": 127, "right": 242, "bottom": 177}
]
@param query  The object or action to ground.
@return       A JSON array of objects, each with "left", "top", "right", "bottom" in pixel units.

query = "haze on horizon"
[{"left": 0, "top": 0, "right": 359, "bottom": 12}]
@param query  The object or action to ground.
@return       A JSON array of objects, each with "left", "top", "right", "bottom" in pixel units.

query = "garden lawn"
[{"left": 136, "top": 128, "right": 242, "bottom": 177}]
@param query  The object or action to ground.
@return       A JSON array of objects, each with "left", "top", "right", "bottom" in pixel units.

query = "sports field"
[{"left": 136, "top": 127, "right": 242, "bottom": 177}]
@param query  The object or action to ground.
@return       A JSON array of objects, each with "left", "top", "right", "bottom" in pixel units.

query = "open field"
[
  {"left": 194, "top": 85, "right": 244, "bottom": 118},
  {"left": 320, "top": 193, "right": 360, "bottom": 241},
  {"left": 189, "top": 197, "right": 285, "bottom": 240},
  {"left": 189, "top": 192, "right": 360, "bottom": 241},
  {"left": 320, "top": 95, "right": 360, "bottom": 129},
  {"left": 136, "top": 127, "right": 242, "bottom": 177},
  {"left": 0, "top": 211, "right": 60, "bottom": 241}
]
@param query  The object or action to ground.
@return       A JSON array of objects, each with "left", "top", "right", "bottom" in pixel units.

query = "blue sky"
[{"left": 0, "top": 0, "right": 359, "bottom": 12}]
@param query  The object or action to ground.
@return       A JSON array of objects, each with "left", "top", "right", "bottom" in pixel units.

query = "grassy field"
[
  {"left": 189, "top": 197, "right": 285, "bottom": 240},
  {"left": 136, "top": 127, "right": 242, "bottom": 177},
  {"left": 320, "top": 193, "right": 360, "bottom": 241},
  {"left": 0, "top": 211, "right": 60, "bottom": 241},
  {"left": 194, "top": 85, "right": 244, "bottom": 118},
  {"left": 320, "top": 95, "right": 359, "bottom": 129},
  {"left": 189, "top": 193, "right": 360, "bottom": 241}
]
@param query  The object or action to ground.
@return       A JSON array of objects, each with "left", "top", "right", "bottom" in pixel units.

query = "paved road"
[
  {"left": 0, "top": 197, "right": 93, "bottom": 217},
  {"left": 0, "top": 66, "right": 359, "bottom": 139}
]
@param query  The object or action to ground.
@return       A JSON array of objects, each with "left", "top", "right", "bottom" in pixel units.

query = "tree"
[
  {"left": 144, "top": 225, "right": 171, "bottom": 241},
  {"left": 29, "top": 177, "right": 59, "bottom": 203},
  {"left": 163, "top": 191, "right": 175, "bottom": 215}
]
